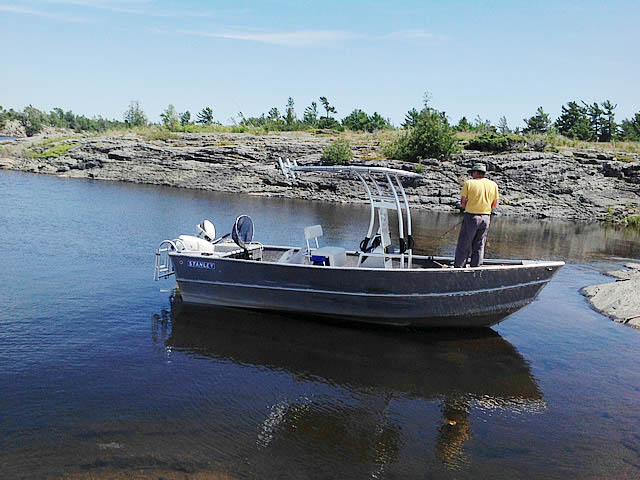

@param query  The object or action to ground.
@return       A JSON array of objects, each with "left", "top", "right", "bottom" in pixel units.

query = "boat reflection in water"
[{"left": 155, "top": 296, "right": 545, "bottom": 473}]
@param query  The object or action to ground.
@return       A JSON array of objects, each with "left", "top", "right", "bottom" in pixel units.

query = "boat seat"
[
  {"left": 303, "top": 225, "right": 346, "bottom": 266},
  {"left": 177, "top": 235, "right": 215, "bottom": 253},
  {"left": 277, "top": 248, "right": 308, "bottom": 264},
  {"left": 304, "top": 224, "right": 323, "bottom": 250},
  {"left": 277, "top": 248, "right": 296, "bottom": 263},
  {"left": 310, "top": 246, "right": 347, "bottom": 267}
]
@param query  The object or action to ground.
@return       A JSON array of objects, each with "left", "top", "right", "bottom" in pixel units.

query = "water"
[
  {"left": 0, "top": 136, "right": 18, "bottom": 141},
  {"left": 1, "top": 170, "right": 638, "bottom": 479}
]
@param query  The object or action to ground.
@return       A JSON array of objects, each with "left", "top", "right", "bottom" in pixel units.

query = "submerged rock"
[{"left": 581, "top": 263, "right": 640, "bottom": 329}]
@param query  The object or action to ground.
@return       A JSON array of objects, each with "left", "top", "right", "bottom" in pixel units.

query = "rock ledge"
[{"left": 581, "top": 263, "right": 640, "bottom": 329}]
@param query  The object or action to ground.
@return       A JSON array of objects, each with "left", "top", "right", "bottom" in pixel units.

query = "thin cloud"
[
  {"left": 177, "top": 29, "right": 363, "bottom": 47},
  {"left": 43, "top": 0, "right": 220, "bottom": 18},
  {"left": 0, "top": 3, "right": 85, "bottom": 22},
  {"left": 383, "top": 30, "right": 436, "bottom": 40},
  {"left": 42, "top": 0, "right": 149, "bottom": 15}
]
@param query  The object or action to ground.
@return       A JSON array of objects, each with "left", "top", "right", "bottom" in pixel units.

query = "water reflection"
[{"left": 154, "top": 298, "right": 545, "bottom": 472}]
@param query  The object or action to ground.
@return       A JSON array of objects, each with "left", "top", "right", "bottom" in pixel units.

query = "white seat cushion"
[{"left": 311, "top": 246, "right": 347, "bottom": 267}]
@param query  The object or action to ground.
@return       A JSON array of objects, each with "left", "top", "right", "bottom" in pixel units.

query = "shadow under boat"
[
  {"left": 160, "top": 297, "right": 544, "bottom": 406},
  {"left": 154, "top": 298, "right": 545, "bottom": 471},
  {"left": 155, "top": 298, "right": 545, "bottom": 470}
]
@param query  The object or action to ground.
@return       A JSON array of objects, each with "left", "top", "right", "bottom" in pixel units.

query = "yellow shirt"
[{"left": 461, "top": 178, "right": 499, "bottom": 214}]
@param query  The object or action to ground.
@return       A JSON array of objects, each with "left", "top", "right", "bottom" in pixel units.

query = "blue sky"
[{"left": 1, "top": 0, "right": 639, "bottom": 128}]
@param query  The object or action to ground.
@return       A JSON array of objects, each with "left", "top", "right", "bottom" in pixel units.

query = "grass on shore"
[
  {"left": 8, "top": 127, "right": 640, "bottom": 160},
  {"left": 543, "top": 134, "right": 640, "bottom": 154},
  {"left": 605, "top": 205, "right": 640, "bottom": 231},
  {"left": 24, "top": 142, "right": 74, "bottom": 159},
  {"left": 625, "top": 214, "right": 640, "bottom": 229},
  {"left": 456, "top": 131, "right": 640, "bottom": 155}
]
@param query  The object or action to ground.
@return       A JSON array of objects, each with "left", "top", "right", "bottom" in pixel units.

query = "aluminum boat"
[{"left": 154, "top": 162, "right": 564, "bottom": 327}]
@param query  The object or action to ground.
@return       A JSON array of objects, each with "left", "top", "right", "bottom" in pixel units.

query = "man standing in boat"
[{"left": 453, "top": 163, "right": 499, "bottom": 268}]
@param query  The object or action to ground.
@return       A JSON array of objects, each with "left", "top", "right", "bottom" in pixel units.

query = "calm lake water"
[{"left": 1, "top": 170, "right": 638, "bottom": 480}]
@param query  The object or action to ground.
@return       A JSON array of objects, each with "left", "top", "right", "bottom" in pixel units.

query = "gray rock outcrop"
[
  {"left": 581, "top": 263, "right": 640, "bottom": 328},
  {"left": 0, "top": 120, "right": 26, "bottom": 137},
  {"left": 1, "top": 132, "right": 639, "bottom": 222}
]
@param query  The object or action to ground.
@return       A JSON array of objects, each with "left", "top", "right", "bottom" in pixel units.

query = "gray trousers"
[{"left": 454, "top": 213, "right": 491, "bottom": 268}]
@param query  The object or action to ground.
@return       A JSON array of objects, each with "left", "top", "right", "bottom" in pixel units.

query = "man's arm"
[
  {"left": 491, "top": 198, "right": 498, "bottom": 209},
  {"left": 460, "top": 181, "right": 468, "bottom": 209}
]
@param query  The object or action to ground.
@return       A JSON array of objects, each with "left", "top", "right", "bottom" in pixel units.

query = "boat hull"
[{"left": 169, "top": 252, "right": 564, "bottom": 328}]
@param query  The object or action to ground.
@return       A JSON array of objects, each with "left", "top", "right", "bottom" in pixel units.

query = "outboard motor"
[{"left": 196, "top": 219, "right": 216, "bottom": 242}]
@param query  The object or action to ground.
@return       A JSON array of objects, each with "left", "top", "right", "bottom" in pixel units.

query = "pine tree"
[
  {"left": 473, "top": 115, "right": 492, "bottom": 133},
  {"left": 402, "top": 108, "right": 420, "bottom": 128},
  {"left": 319, "top": 96, "right": 336, "bottom": 120},
  {"left": 583, "top": 101, "right": 604, "bottom": 142},
  {"left": 267, "top": 107, "right": 281, "bottom": 121},
  {"left": 523, "top": 107, "right": 551, "bottom": 134},
  {"left": 571, "top": 117, "right": 593, "bottom": 141},
  {"left": 497, "top": 116, "right": 511, "bottom": 134},
  {"left": 555, "top": 101, "right": 588, "bottom": 138},
  {"left": 123, "top": 100, "right": 147, "bottom": 127},
  {"left": 619, "top": 113, "right": 640, "bottom": 141},
  {"left": 285, "top": 97, "right": 296, "bottom": 127},
  {"left": 342, "top": 109, "right": 369, "bottom": 131},
  {"left": 456, "top": 116, "right": 472, "bottom": 132},
  {"left": 600, "top": 100, "right": 617, "bottom": 142},
  {"left": 179, "top": 110, "right": 191, "bottom": 127},
  {"left": 196, "top": 107, "right": 214, "bottom": 125},
  {"left": 367, "top": 112, "right": 390, "bottom": 132},
  {"left": 303, "top": 102, "right": 318, "bottom": 126}
]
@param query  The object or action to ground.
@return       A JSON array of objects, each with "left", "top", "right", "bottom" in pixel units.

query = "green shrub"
[
  {"left": 465, "top": 132, "right": 526, "bottom": 152},
  {"left": 526, "top": 136, "right": 548, "bottom": 152},
  {"left": 25, "top": 143, "right": 74, "bottom": 159},
  {"left": 40, "top": 136, "right": 75, "bottom": 145},
  {"left": 615, "top": 153, "right": 636, "bottom": 163},
  {"left": 626, "top": 214, "right": 640, "bottom": 229},
  {"left": 317, "top": 117, "right": 344, "bottom": 131},
  {"left": 342, "top": 109, "right": 392, "bottom": 132},
  {"left": 321, "top": 138, "right": 353, "bottom": 165},
  {"left": 383, "top": 107, "right": 458, "bottom": 162},
  {"left": 142, "top": 129, "right": 178, "bottom": 141}
]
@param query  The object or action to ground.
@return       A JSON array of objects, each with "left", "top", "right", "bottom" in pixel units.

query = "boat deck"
[{"left": 207, "top": 244, "right": 535, "bottom": 270}]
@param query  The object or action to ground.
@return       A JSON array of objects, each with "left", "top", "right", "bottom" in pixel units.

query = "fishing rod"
[
  {"left": 422, "top": 217, "right": 464, "bottom": 269},
  {"left": 437, "top": 217, "right": 464, "bottom": 240}
]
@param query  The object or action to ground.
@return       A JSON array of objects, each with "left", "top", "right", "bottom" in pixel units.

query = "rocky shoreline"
[
  {"left": 582, "top": 263, "right": 640, "bottom": 329},
  {"left": 1, "top": 131, "right": 639, "bottom": 222}
]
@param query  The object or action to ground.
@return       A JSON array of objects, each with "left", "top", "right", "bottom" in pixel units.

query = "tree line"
[
  {"left": 155, "top": 96, "right": 393, "bottom": 134},
  {"left": 0, "top": 105, "right": 126, "bottom": 136},
  {"left": 452, "top": 100, "right": 640, "bottom": 142},
  {"left": 1, "top": 98, "right": 639, "bottom": 142}
]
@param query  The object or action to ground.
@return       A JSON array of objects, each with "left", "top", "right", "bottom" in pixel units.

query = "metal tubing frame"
[
  {"left": 394, "top": 174, "right": 413, "bottom": 268},
  {"left": 385, "top": 173, "right": 405, "bottom": 268},
  {"left": 354, "top": 170, "right": 376, "bottom": 242},
  {"left": 278, "top": 163, "right": 421, "bottom": 269}
]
